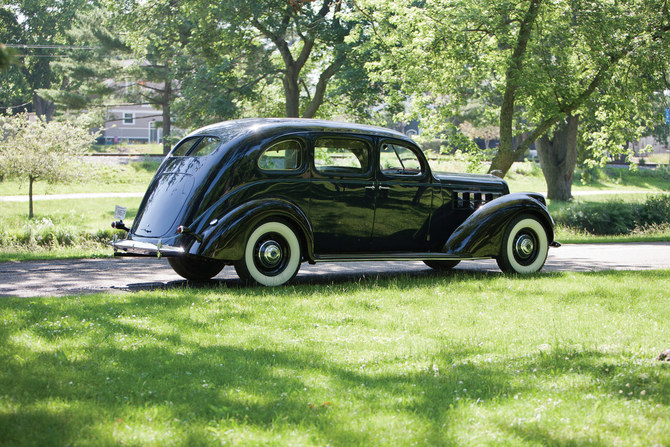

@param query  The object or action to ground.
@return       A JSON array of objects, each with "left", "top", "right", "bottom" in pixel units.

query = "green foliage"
[
  {"left": 177, "top": 0, "right": 385, "bottom": 122},
  {"left": 0, "top": 271, "right": 669, "bottom": 445},
  {"left": 0, "top": 113, "right": 97, "bottom": 217},
  {"left": 554, "top": 194, "right": 670, "bottom": 235},
  {"left": 37, "top": 8, "right": 131, "bottom": 117},
  {"left": 0, "top": 43, "right": 17, "bottom": 71},
  {"left": 130, "top": 158, "right": 162, "bottom": 173},
  {"left": 362, "top": 0, "right": 670, "bottom": 181},
  {"left": 0, "top": 0, "right": 97, "bottom": 119},
  {"left": 0, "top": 216, "right": 121, "bottom": 251}
]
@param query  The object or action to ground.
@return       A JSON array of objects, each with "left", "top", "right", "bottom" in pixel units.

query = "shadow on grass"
[
  {"left": 1, "top": 273, "right": 669, "bottom": 446},
  {"left": 121, "top": 267, "right": 509, "bottom": 295}
]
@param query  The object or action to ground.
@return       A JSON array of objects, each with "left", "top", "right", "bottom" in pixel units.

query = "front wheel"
[
  {"left": 168, "top": 255, "right": 225, "bottom": 281},
  {"left": 234, "top": 221, "right": 301, "bottom": 286},
  {"left": 496, "top": 214, "right": 548, "bottom": 274}
]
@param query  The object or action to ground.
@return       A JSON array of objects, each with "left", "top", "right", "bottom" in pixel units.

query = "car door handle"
[
  {"left": 365, "top": 186, "right": 376, "bottom": 190},
  {"left": 379, "top": 186, "right": 391, "bottom": 190}
]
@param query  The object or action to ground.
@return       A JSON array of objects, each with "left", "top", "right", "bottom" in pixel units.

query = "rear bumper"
[{"left": 111, "top": 239, "right": 184, "bottom": 257}]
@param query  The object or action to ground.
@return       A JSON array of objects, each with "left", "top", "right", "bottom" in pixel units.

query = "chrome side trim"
[
  {"left": 313, "top": 253, "right": 490, "bottom": 263},
  {"left": 111, "top": 239, "right": 184, "bottom": 257}
]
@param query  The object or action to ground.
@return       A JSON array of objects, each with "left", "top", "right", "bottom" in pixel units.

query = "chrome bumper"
[{"left": 111, "top": 239, "right": 184, "bottom": 257}]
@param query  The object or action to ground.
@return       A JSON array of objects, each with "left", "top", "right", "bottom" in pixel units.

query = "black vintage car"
[{"left": 111, "top": 118, "right": 559, "bottom": 286}]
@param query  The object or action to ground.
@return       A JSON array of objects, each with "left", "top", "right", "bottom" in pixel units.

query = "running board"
[{"left": 313, "top": 253, "right": 488, "bottom": 263}]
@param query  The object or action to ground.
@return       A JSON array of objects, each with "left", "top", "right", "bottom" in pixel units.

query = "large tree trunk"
[
  {"left": 33, "top": 94, "right": 56, "bottom": 123},
  {"left": 283, "top": 66, "right": 301, "bottom": 118},
  {"left": 536, "top": 113, "right": 579, "bottom": 201},
  {"left": 487, "top": 0, "right": 543, "bottom": 178}
]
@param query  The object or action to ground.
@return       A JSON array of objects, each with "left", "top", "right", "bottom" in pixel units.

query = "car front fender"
[
  {"left": 442, "top": 193, "right": 555, "bottom": 258},
  {"left": 188, "top": 198, "right": 314, "bottom": 262}
]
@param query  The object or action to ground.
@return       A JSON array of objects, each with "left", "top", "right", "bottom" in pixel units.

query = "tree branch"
[
  {"left": 251, "top": 18, "right": 295, "bottom": 70},
  {"left": 302, "top": 55, "right": 344, "bottom": 118},
  {"left": 350, "top": 0, "right": 392, "bottom": 52},
  {"left": 299, "top": 78, "right": 312, "bottom": 101}
]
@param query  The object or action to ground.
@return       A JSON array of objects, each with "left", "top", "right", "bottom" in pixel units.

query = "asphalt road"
[{"left": 1, "top": 242, "right": 668, "bottom": 298}]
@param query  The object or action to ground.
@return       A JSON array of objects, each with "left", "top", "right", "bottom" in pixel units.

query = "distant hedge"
[
  {"left": 0, "top": 218, "right": 120, "bottom": 248},
  {"left": 553, "top": 194, "right": 670, "bottom": 235}
]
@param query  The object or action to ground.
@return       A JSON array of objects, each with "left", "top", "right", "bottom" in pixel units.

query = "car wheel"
[
  {"left": 423, "top": 260, "right": 460, "bottom": 271},
  {"left": 496, "top": 214, "right": 548, "bottom": 274},
  {"left": 234, "top": 220, "right": 301, "bottom": 286},
  {"left": 168, "top": 255, "right": 225, "bottom": 280}
]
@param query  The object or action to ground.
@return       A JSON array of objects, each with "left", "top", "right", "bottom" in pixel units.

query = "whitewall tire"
[
  {"left": 234, "top": 221, "right": 301, "bottom": 286},
  {"left": 496, "top": 214, "right": 548, "bottom": 274}
]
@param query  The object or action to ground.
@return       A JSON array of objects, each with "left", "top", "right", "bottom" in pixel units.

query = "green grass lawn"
[
  {"left": 90, "top": 143, "right": 165, "bottom": 155},
  {"left": 0, "top": 271, "right": 668, "bottom": 446},
  {"left": 0, "top": 159, "right": 157, "bottom": 197}
]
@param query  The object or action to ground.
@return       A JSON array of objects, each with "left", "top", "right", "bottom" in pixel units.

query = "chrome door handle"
[{"left": 379, "top": 186, "right": 391, "bottom": 190}]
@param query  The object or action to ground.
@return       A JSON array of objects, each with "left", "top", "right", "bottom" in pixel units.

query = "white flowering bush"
[{"left": 0, "top": 113, "right": 96, "bottom": 218}]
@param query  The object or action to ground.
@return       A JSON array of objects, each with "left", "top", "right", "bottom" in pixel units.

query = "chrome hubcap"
[
  {"left": 259, "top": 241, "right": 282, "bottom": 268},
  {"left": 515, "top": 235, "right": 535, "bottom": 259}
]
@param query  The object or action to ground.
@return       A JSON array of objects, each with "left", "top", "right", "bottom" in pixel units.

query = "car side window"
[
  {"left": 172, "top": 136, "right": 220, "bottom": 157},
  {"left": 314, "top": 137, "right": 370, "bottom": 174},
  {"left": 258, "top": 140, "right": 303, "bottom": 171},
  {"left": 379, "top": 143, "right": 423, "bottom": 176}
]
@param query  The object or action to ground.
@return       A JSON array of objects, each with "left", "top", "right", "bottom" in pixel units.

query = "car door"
[
  {"left": 370, "top": 141, "right": 436, "bottom": 252},
  {"left": 309, "top": 135, "right": 376, "bottom": 254}
]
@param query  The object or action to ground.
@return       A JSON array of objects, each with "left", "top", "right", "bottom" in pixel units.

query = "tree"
[
  {"left": 0, "top": 0, "right": 95, "bottom": 121},
  {"left": 535, "top": 113, "right": 579, "bottom": 200},
  {"left": 0, "top": 8, "right": 32, "bottom": 113},
  {"left": 520, "top": 0, "right": 669, "bottom": 200},
  {"left": 0, "top": 43, "right": 15, "bottom": 71},
  {"left": 101, "top": 0, "right": 195, "bottom": 155},
  {"left": 0, "top": 114, "right": 95, "bottom": 218},
  {"left": 38, "top": 9, "right": 132, "bottom": 115},
  {"left": 361, "top": 0, "right": 670, "bottom": 199},
  {"left": 182, "top": 0, "right": 381, "bottom": 120}
]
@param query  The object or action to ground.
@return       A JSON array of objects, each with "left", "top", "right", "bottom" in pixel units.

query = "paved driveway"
[{"left": 1, "top": 242, "right": 668, "bottom": 298}]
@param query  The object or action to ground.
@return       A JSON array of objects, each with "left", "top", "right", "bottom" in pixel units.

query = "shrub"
[
  {"left": 637, "top": 194, "right": 670, "bottom": 227},
  {"left": 555, "top": 194, "right": 670, "bottom": 235},
  {"left": 556, "top": 201, "right": 636, "bottom": 235}
]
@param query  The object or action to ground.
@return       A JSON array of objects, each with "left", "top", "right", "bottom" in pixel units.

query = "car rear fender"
[
  {"left": 442, "top": 193, "right": 555, "bottom": 258},
  {"left": 189, "top": 198, "right": 314, "bottom": 262}
]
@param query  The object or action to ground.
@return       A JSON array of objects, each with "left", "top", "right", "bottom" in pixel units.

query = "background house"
[{"left": 101, "top": 104, "right": 164, "bottom": 144}]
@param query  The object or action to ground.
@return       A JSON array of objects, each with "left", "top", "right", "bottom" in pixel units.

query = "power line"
[{"left": 5, "top": 44, "right": 99, "bottom": 50}]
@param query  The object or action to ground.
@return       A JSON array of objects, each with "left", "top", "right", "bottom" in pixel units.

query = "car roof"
[{"left": 187, "top": 118, "right": 411, "bottom": 142}]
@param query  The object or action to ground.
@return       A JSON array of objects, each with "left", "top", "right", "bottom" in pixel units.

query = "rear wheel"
[
  {"left": 168, "top": 256, "right": 225, "bottom": 280},
  {"left": 496, "top": 214, "right": 548, "bottom": 274},
  {"left": 234, "top": 220, "right": 301, "bottom": 286},
  {"left": 423, "top": 260, "right": 460, "bottom": 271}
]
